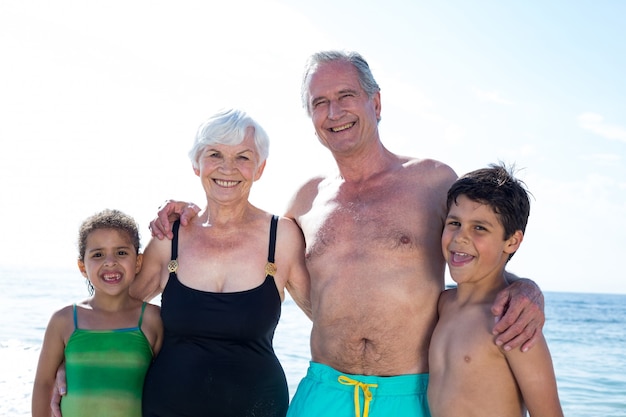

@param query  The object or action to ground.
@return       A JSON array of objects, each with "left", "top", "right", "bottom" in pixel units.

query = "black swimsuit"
[{"left": 143, "top": 216, "right": 288, "bottom": 417}]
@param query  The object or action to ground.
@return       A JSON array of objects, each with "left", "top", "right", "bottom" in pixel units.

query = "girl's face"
[{"left": 77, "top": 228, "right": 142, "bottom": 297}]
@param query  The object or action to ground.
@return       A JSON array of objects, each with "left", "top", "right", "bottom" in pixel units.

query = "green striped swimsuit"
[{"left": 61, "top": 303, "right": 153, "bottom": 417}]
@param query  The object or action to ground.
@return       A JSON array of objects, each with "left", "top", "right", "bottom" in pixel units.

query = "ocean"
[{"left": 1, "top": 268, "right": 624, "bottom": 416}]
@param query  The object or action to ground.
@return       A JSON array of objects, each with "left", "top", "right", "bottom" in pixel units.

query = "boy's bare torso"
[{"left": 428, "top": 289, "right": 525, "bottom": 416}]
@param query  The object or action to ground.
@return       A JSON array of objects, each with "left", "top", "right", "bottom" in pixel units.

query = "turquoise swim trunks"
[{"left": 287, "top": 362, "right": 431, "bottom": 417}]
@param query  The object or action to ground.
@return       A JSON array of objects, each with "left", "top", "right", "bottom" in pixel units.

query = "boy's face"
[{"left": 442, "top": 195, "right": 522, "bottom": 284}]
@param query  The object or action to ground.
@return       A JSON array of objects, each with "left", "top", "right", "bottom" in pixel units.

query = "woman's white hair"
[{"left": 188, "top": 108, "right": 270, "bottom": 169}]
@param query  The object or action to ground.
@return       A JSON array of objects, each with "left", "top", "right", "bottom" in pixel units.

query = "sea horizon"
[{"left": 1, "top": 267, "right": 625, "bottom": 416}]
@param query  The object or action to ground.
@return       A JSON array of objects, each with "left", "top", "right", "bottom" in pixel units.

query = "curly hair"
[{"left": 77, "top": 209, "right": 141, "bottom": 262}]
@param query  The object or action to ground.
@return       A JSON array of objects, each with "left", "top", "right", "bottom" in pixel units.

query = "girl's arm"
[
  {"left": 505, "top": 332, "right": 564, "bottom": 417},
  {"left": 32, "top": 307, "right": 72, "bottom": 417}
]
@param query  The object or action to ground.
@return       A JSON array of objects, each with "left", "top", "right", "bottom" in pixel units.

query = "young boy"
[{"left": 427, "top": 164, "right": 563, "bottom": 417}]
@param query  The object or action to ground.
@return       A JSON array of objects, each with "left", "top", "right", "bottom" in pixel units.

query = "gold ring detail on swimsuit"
[
  {"left": 167, "top": 260, "right": 179, "bottom": 273},
  {"left": 265, "top": 262, "right": 277, "bottom": 276}
]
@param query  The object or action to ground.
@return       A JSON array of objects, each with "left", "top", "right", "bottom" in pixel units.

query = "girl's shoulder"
[
  {"left": 46, "top": 304, "right": 77, "bottom": 340},
  {"left": 49, "top": 304, "right": 74, "bottom": 322}
]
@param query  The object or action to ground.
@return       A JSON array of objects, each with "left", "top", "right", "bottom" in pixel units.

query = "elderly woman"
[{"left": 133, "top": 109, "right": 311, "bottom": 416}]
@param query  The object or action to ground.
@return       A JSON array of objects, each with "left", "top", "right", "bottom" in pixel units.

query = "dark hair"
[
  {"left": 447, "top": 163, "right": 531, "bottom": 259},
  {"left": 301, "top": 50, "right": 381, "bottom": 115},
  {"left": 77, "top": 209, "right": 141, "bottom": 262}
]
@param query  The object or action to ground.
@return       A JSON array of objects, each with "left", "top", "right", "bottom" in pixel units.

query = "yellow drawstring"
[{"left": 338, "top": 375, "right": 378, "bottom": 417}]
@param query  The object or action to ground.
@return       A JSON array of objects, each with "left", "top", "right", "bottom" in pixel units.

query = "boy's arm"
[
  {"left": 32, "top": 309, "right": 70, "bottom": 417},
  {"left": 505, "top": 333, "right": 564, "bottom": 417},
  {"left": 492, "top": 274, "right": 545, "bottom": 352}
]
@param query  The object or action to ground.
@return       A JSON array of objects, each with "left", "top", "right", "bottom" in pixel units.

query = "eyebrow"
[
  {"left": 338, "top": 87, "right": 360, "bottom": 96},
  {"left": 203, "top": 147, "right": 255, "bottom": 155},
  {"left": 446, "top": 214, "right": 496, "bottom": 227},
  {"left": 87, "top": 245, "right": 133, "bottom": 253},
  {"left": 310, "top": 87, "right": 361, "bottom": 107}
]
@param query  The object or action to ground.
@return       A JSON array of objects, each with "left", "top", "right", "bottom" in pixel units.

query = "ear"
[
  {"left": 135, "top": 253, "right": 144, "bottom": 274},
  {"left": 193, "top": 165, "right": 200, "bottom": 177},
  {"left": 77, "top": 259, "right": 88, "bottom": 278},
  {"left": 504, "top": 230, "right": 524, "bottom": 255},
  {"left": 254, "top": 160, "right": 267, "bottom": 181},
  {"left": 372, "top": 91, "right": 382, "bottom": 121}
]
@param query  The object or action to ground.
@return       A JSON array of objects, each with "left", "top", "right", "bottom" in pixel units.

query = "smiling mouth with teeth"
[
  {"left": 452, "top": 252, "right": 473, "bottom": 263},
  {"left": 102, "top": 273, "right": 122, "bottom": 282},
  {"left": 214, "top": 179, "right": 240, "bottom": 187},
  {"left": 331, "top": 122, "right": 355, "bottom": 132}
]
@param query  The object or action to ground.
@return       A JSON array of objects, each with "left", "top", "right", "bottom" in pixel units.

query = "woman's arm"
[
  {"left": 129, "top": 236, "right": 171, "bottom": 302},
  {"left": 277, "top": 217, "right": 312, "bottom": 319}
]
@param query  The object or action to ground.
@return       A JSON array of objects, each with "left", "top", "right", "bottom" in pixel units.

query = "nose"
[
  {"left": 328, "top": 99, "right": 345, "bottom": 120},
  {"left": 219, "top": 157, "right": 236, "bottom": 173},
  {"left": 453, "top": 227, "right": 470, "bottom": 243},
  {"left": 103, "top": 253, "right": 117, "bottom": 266}
]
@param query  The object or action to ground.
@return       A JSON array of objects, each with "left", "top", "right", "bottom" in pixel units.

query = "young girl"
[{"left": 32, "top": 209, "right": 163, "bottom": 417}]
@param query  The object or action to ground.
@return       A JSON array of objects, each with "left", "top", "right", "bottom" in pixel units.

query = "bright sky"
[{"left": 1, "top": 1, "right": 625, "bottom": 294}]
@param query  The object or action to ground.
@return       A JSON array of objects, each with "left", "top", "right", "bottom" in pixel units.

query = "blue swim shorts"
[{"left": 287, "top": 362, "right": 431, "bottom": 417}]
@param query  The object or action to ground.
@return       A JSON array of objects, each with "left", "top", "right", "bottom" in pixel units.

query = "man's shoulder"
[
  {"left": 284, "top": 174, "right": 329, "bottom": 220},
  {"left": 401, "top": 156, "right": 455, "bottom": 173},
  {"left": 397, "top": 156, "right": 457, "bottom": 187}
]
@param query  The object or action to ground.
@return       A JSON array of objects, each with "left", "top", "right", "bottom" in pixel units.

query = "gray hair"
[
  {"left": 300, "top": 50, "right": 381, "bottom": 115},
  {"left": 188, "top": 108, "right": 270, "bottom": 169}
]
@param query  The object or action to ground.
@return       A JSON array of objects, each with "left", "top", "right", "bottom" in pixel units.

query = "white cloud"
[
  {"left": 471, "top": 87, "right": 514, "bottom": 105},
  {"left": 578, "top": 112, "right": 626, "bottom": 142}
]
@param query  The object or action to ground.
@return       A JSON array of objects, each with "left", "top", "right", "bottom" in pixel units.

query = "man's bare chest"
[{"left": 301, "top": 195, "right": 427, "bottom": 259}]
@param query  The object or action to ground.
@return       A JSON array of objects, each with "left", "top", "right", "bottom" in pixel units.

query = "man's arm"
[
  {"left": 149, "top": 200, "right": 200, "bottom": 240},
  {"left": 492, "top": 274, "right": 545, "bottom": 352}
]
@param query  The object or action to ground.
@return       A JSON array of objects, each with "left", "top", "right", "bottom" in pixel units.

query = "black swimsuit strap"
[
  {"left": 267, "top": 215, "right": 278, "bottom": 263},
  {"left": 169, "top": 218, "right": 276, "bottom": 275},
  {"left": 171, "top": 220, "right": 181, "bottom": 261}
]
